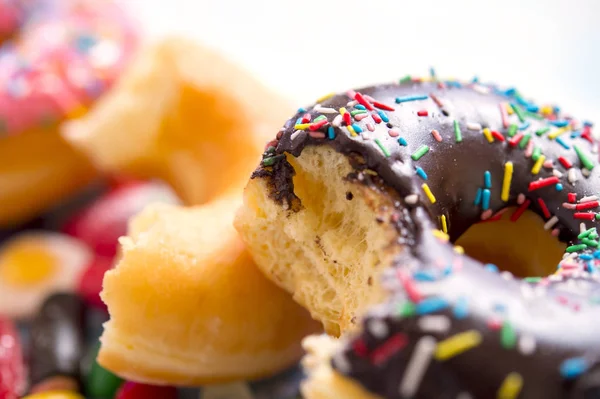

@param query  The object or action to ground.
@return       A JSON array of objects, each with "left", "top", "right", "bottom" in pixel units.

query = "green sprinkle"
[
  {"left": 511, "top": 103, "right": 526, "bottom": 122},
  {"left": 518, "top": 133, "right": 531, "bottom": 150},
  {"left": 535, "top": 127, "right": 550, "bottom": 136},
  {"left": 507, "top": 124, "right": 518, "bottom": 137},
  {"left": 532, "top": 147, "right": 542, "bottom": 161},
  {"left": 578, "top": 228, "right": 596, "bottom": 239},
  {"left": 350, "top": 110, "right": 367, "bottom": 116},
  {"left": 582, "top": 238, "right": 599, "bottom": 248},
  {"left": 453, "top": 120, "right": 463, "bottom": 142},
  {"left": 567, "top": 244, "right": 587, "bottom": 253},
  {"left": 265, "top": 146, "right": 276, "bottom": 154},
  {"left": 399, "top": 75, "right": 412, "bottom": 84},
  {"left": 524, "top": 277, "right": 542, "bottom": 283},
  {"left": 597, "top": 214, "right": 600, "bottom": 221},
  {"left": 375, "top": 138, "right": 391, "bottom": 157},
  {"left": 398, "top": 301, "right": 416, "bottom": 317},
  {"left": 262, "top": 154, "right": 285, "bottom": 166},
  {"left": 313, "top": 115, "right": 327, "bottom": 122},
  {"left": 591, "top": 232, "right": 599, "bottom": 240},
  {"left": 411, "top": 145, "right": 430, "bottom": 161},
  {"left": 500, "top": 321, "right": 517, "bottom": 349},
  {"left": 574, "top": 145, "right": 595, "bottom": 170},
  {"left": 526, "top": 111, "right": 544, "bottom": 120}
]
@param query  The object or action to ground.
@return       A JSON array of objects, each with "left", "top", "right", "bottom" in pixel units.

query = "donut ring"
[
  {"left": 235, "top": 79, "right": 600, "bottom": 398},
  {"left": 0, "top": 0, "right": 137, "bottom": 226}
]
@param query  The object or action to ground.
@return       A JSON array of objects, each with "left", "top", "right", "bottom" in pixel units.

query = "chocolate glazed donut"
[{"left": 249, "top": 80, "right": 600, "bottom": 398}]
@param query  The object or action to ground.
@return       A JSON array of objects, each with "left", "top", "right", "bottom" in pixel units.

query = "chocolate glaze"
[{"left": 252, "top": 80, "right": 600, "bottom": 398}]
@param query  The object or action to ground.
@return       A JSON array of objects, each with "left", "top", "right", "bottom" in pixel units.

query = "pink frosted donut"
[{"left": 0, "top": 0, "right": 138, "bottom": 135}]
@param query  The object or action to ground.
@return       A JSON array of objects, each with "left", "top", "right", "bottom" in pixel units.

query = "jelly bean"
[
  {"left": 63, "top": 181, "right": 180, "bottom": 258},
  {"left": 21, "top": 391, "right": 84, "bottom": 399},
  {"left": 77, "top": 256, "right": 114, "bottom": 310},
  {"left": 0, "top": 318, "right": 26, "bottom": 399},
  {"left": 115, "top": 382, "right": 178, "bottom": 399},
  {"left": 84, "top": 343, "right": 123, "bottom": 399},
  {"left": 30, "top": 294, "right": 86, "bottom": 386}
]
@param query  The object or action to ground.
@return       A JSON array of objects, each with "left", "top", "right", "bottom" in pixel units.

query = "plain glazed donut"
[
  {"left": 235, "top": 78, "right": 600, "bottom": 398},
  {"left": 0, "top": 0, "right": 137, "bottom": 226}
]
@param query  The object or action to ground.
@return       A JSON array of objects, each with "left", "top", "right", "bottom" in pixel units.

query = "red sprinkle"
[
  {"left": 582, "top": 132, "right": 594, "bottom": 144},
  {"left": 301, "top": 113, "right": 312, "bottom": 123},
  {"left": 568, "top": 193, "right": 577, "bottom": 203},
  {"left": 511, "top": 199, "right": 531, "bottom": 222},
  {"left": 397, "top": 270, "right": 422, "bottom": 303},
  {"left": 529, "top": 177, "right": 560, "bottom": 191},
  {"left": 508, "top": 133, "right": 524, "bottom": 147},
  {"left": 559, "top": 156, "right": 573, "bottom": 169},
  {"left": 574, "top": 212, "right": 596, "bottom": 221},
  {"left": 373, "top": 101, "right": 395, "bottom": 111},
  {"left": 371, "top": 112, "right": 382, "bottom": 124},
  {"left": 353, "top": 339, "right": 369, "bottom": 357},
  {"left": 537, "top": 198, "right": 551, "bottom": 219},
  {"left": 371, "top": 333, "right": 408, "bottom": 365},
  {"left": 491, "top": 131, "right": 505, "bottom": 142},
  {"left": 343, "top": 112, "right": 352, "bottom": 126},
  {"left": 488, "top": 318, "right": 502, "bottom": 330},
  {"left": 576, "top": 201, "right": 600, "bottom": 211},
  {"left": 355, "top": 92, "right": 374, "bottom": 111},
  {"left": 417, "top": 110, "right": 428, "bottom": 117},
  {"left": 309, "top": 120, "right": 329, "bottom": 131}
]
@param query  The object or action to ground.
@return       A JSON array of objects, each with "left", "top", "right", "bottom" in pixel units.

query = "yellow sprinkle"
[
  {"left": 454, "top": 245, "right": 464, "bottom": 254},
  {"left": 435, "top": 330, "right": 482, "bottom": 361},
  {"left": 422, "top": 183, "right": 436, "bottom": 204},
  {"left": 505, "top": 103, "right": 514, "bottom": 115},
  {"left": 531, "top": 155, "right": 545, "bottom": 175},
  {"left": 497, "top": 372, "right": 524, "bottom": 399},
  {"left": 482, "top": 128, "right": 494, "bottom": 143},
  {"left": 441, "top": 215, "right": 448, "bottom": 234},
  {"left": 294, "top": 123, "right": 310, "bottom": 130},
  {"left": 339, "top": 107, "right": 347, "bottom": 115},
  {"left": 501, "top": 162, "right": 513, "bottom": 202},
  {"left": 347, "top": 125, "right": 357, "bottom": 137},
  {"left": 432, "top": 229, "right": 449, "bottom": 241},
  {"left": 541, "top": 105, "right": 553, "bottom": 116},
  {"left": 316, "top": 92, "right": 336, "bottom": 103},
  {"left": 548, "top": 126, "right": 570, "bottom": 140}
]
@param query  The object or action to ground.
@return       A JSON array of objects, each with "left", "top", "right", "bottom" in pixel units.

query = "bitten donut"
[
  {"left": 236, "top": 78, "right": 600, "bottom": 398},
  {"left": 0, "top": 0, "right": 137, "bottom": 226}
]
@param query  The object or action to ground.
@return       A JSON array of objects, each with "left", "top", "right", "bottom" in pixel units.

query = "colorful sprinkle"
[
  {"left": 556, "top": 137, "right": 571, "bottom": 150},
  {"left": 531, "top": 155, "right": 546, "bottom": 175},
  {"left": 528, "top": 176, "right": 559, "bottom": 191},
  {"left": 453, "top": 297, "right": 469, "bottom": 319},
  {"left": 492, "top": 131, "right": 506, "bottom": 142},
  {"left": 482, "top": 189, "right": 491, "bottom": 210},
  {"left": 416, "top": 167, "right": 428, "bottom": 180},
  {"left": 537, "top": 198, "right": 551, "bottom": 219},
  {"left": 500, "top": 321, "right": 517, "bottom": 349},
  {"left": 535, "top": 127, "right": 550, "bottom": 136},
  {"left": 511, "top": 103, "right": 526, "bottom": 122},
  {"left": 375, "top": 138, "right": 390, "bottom": 157},
  {"left": 416, "top": 297, "right": 449, "bottom": 315},
  {"left": 574, "top": 145, "right": 595, "bottom": 170},
  {"left": 431, "top": 129, "right": 443, "bottom": 142},
  {"left": 502, "top": 162, "right": 514, "bottom": 201},
  {"left": 398, "top": 137, "right": 408, "bottom": 146},
  {"left": 560, "top": 357, "right": 589, "bottom": 379},
  {"left": 483, "top": 128, "right": 494, "bottom": 143},
  {"left": 510, "top": 199, "right": 531, "bottom": 222},
  {"left": 395, "top": 94, "right": 428, "bottom": 103},
  {"left": 434, "top": 330, "right": 482, "bottom": 361},
  {"left": 454, "top": 120, "right": 463, "bottom": 142},
  {"left": 412, "top": 145, "right": 430, "bottom": 161},
  {"left": 507, "top": 124, "right": 518, "bottom": 137},
  {"left": 474, "top": 188, "right": 483, "bottom": 206},
  {"left": 371, "top": 333, "right": 408, "bottom": 365},
  {"left": 422, "top": 184, "right": 437, "bottom": 204},
  {"left": 484, "top": 171, "right": 492, "bottom": 189},
  {"left": 417, "top": 110, "right": 429, "bottom": 117},
  {"left": 398, "top": 336, "right": 436, "bottom": 398},
  {"left": 497, "top": 372, "right": 523, "bottom": 399},
  {"left": 441, "top": 215, "right": 448, "bottom": 234}
]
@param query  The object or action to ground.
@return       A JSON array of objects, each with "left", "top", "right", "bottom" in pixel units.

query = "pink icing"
[{"left": 0, "top": 0, "right": 138, "bottom": 135}]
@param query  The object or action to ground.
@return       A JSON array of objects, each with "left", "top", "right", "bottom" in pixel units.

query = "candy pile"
[{"left": 0, "top": 179, "right": 304, "bottom": 399}]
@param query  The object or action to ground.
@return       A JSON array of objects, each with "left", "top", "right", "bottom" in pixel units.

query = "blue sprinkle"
[
  {"left": 550, "top": 120, "right": 569, "bottom": 127},
  {"left": 453, "top": 296, "right": 469, "bottom": 319},
  {"left": 526, "top": 104, "right": 540, "bottom": 113},
  {"left": 556, "top": 183, "right": 564, "bottom": 192},
  {"left": 484, "top": 171, "right": 492, "bottom": 189},
  {"left": 446, "top": 81, "right": 462, "bottom": 88},
  {"left": 416, "top": 167, "right": 428, "bottom": 180},
  {"left": 515, "top": 96, "right": 529, "bottom": 107},
  {"left": 553, "top": 106, "right": 561, "bottom": 114},
  {"left": 504, "top": 88, "right": 517, "bottom": 97},
  {"left": 378, "top": 110, "right": 389, "bottom": 123},
  {"left": 518, "top": 121, "right": 531, "bottom": 131},
  {"left": 429, "top": 67, "right": 436, "bottom": 78},
  {"left": 584, "top": 121, "right": 594, "bottom": 127},
  {"left": 296, "top": 117, "right": 303, "bottom": 125},
  {"left": 355, "top": 104, "right": 366, "bottom": 110},
  {"left": 416, "top": 297, "right": 449, "bottom": 315},
  {"left": 570, "top": 130, "right": 582, "bottom": 138},
  {"left": 395, "top": 95, "right": 429, "bottom": 104},
  {"left": 556, "top": 137, "right": 570, "bottom": 150},
  {"left": 413, "top": 270, "right": 437, "bottom": 282},
  {"left": 580, "top": 254, "right": 594, "bottom": 261},
  {"left": 493, "top": 303, "right": 506, "bottom": 313},
  {"left": 485, "top": 264, "right": 499, "bottom": 273},
  {"left": 297, "top": 107, "right": 306, "bottom": 113},
  {"left": 482, "top": 189, "right": 491, "bottom": 210},
  {"left": 594, "top": 250, "right": 600, "bottom": 259},
  {"left": 474, "top": 188, "right": 483, "bottom": 206},
  {"left": 327, "top": 126, "right": 335, "bottom": 140},
  {"left": 471, "top": 76, "right": 479, "bottom": 83},
  {"left": 588, "top": 262, "right": 595, "bottom": 273},
  {"left": 75, "top": 34, "right": 98, "bottom": 52},
  {"left": 443, "top": 265, "right": 453, "bottom": 276},
  {"left": 560, "top": 357, "right": 588, "bottom": 379},
  {"left": 351, "top": 123, "right": 363, "bottom": 133},
  {"left": 398, "top": 137, "right": 408, "bottom": 146}
]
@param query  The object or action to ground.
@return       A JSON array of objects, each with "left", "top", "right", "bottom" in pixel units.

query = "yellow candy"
[
  {"left": 0, "top": 238, "right": 56, "bottom": 286},
  {"left": 22, "top": 391, "right": 84, "bottom": 399}
]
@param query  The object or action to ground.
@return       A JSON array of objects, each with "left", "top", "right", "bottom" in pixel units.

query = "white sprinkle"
[
  {"left": 518, "top": 334, "right": 537, "bottom": 355},
  {"left": 520, "top": 283, "right": 535, "bottom": 300},
  {"left": 332, "top": 114, "right": 343, "bottom": 127},
  {"left": 346, "top": 100, "right": 358, "bottom": 107},
  {"left": 367, "top": 319, "right": 389, "bottom": 339},
  {"left": 473, "top": 84, "right": 491, "bottom": 95},
  {"left": 580, "top": 223, "right": 587, "bottom": 234},
  {"left": 361, "top": 133, "right": 371, "bottom": 141},
  {"left": 313, "top": 104, "right": 338, "bottom": 114},
  {"left": 331, "top": 352, "right": 352, "bottom": 374},
  {"left": 466, "top": 122, "right": 482, "bottom": 131},
  {"left": 290, "top": 130, "right": 303, "bottom": 141},
  {"left": 418, "top": 315, "right": 451, "bottom": 333},
  {"left": 501, "top": 271, "right": 514, "bottom": 280},
  {"left": 581, "top": 196, "right": 599, "bottom": 203},
  {"left": 398, "top": 336, "right": 436, "bottom": 398},
  {"left": 583, "top": 168, "right": 592, "bottom": 177},
  {"left": 405, "top": 194, "right": 419, "bottom": 205},
  {"left": 544, "top": 216, "right": 559, "bottom": 230},
  {"left": 562, "top": 203, "right": 576, "bottom": 210},
  {"left": 568, "top": 168, "right": 578, "bottom": 183},
  {"left": 517, "top": 193, "right": 526, "bottom": 205},
  {"left": 553, "top": 169, "right": 564, "bottom": 178},
  {"left": 593, "top": 143, "right": 599, "bottom": 154},
  {"left": 457, "top": 392, "right": 474, "bottom": 399}
]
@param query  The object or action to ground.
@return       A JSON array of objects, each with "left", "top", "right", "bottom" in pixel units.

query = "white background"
[{"left": 126, "top": 0, "right": 600, "bottom": 124}]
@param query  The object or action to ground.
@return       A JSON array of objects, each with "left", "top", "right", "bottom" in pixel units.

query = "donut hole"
[{"left": 455, "top": 208, "right": 566, "bottom": 278}]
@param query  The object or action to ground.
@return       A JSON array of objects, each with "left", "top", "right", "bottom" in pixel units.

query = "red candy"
[
  {"left": 63, "top": 181, "right": 180, "bottom": 258},
  {"left": 77, "top": 257, "right": 115, "bottom": 310},
  {"left": 0, "top": 319, "right": 25, "bottom": 399},
  {"left": 115, "top": 382, "right": 177, "bottom": 399}
]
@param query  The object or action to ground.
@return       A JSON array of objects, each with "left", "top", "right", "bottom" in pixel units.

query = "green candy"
[{"left": 85, "top": 343, "right": 123, "bottom": 399}]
